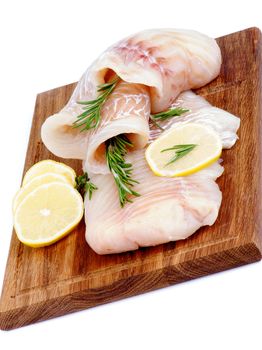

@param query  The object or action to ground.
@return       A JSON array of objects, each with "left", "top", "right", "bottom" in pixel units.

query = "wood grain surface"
[{"left": 0, "top": 27, "right": 261, "bottom": 330}]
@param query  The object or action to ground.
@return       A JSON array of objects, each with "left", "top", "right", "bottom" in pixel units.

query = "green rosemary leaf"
[
  {"left": 161, "top": 144, "right": 196, "bottom": 153},
  {"left": 150, "top": 107, "right": 189, "bottom": 130},
  {"left": 75, "top": 172, "right": 98, "bottom": 200},
  {"left": 150, "top": 117, "right": 164, "bottom": 130},
  {"left": 161, "top": 144, "right": 197, "bottom": 166},
  {"left": 106, "top": 135, "right": 140, "bottom": 207},
  {"left": 73, "top": 77, "right": 120, "bottom": 131}
]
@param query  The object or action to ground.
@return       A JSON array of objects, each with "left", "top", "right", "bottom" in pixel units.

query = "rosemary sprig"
[
  {"left": 75, "top": 172, "right": 98, "bottom": 200},
  {"left": 150, "top": 107, "right": 189, "bottom": 130},
  {"left": 161, "top": 144, "right": 197, "bottom": 166},
  {"left": 106, "top": 135, "right": 140, "bottom": 207},
  {"left": 73, "top": 77, "right": 120, "bottom": 131}
]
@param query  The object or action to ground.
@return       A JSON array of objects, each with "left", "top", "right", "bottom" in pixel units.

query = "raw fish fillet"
[
  {"left": 85, "top": 91, "right": 240, "bottom": 254},
  {"left": 41, "top": 29, "right": 221, "bottom": 174},
  {"left": 42, "top": 81, "right": 151, "bottom": 174},
  {"left": 40, "top": 28, "right": 237, "bottom": 254},
  {"left": 85, "top": 158, "right": 223, "bottom": 254},
  {"left": 150, "top": 90, "right": 240, "bottom": 149},
  {"left": 90, "top": 29, "right": 222, "bottom": 113}
]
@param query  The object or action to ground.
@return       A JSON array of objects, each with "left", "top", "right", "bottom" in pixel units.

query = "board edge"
[{"left": 0, "top": 240, "right": 261, "bottom": 331}]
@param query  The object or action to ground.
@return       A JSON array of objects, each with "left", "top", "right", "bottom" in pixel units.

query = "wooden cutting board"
[{"left": 0, "top": 27, "right": 261, "bottom": 330}]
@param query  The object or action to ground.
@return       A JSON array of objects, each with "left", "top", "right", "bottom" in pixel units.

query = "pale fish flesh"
[
  {"left": 85, "top": 156, "right": 223, "bottom": 254},
  {"left": 41, "top": 29, "right": 221, "bottom": 174},
  {"left": 42, "top": 80, "right": 151, "bottom": 174},
  {"left": 84, "top": 91, "right": 240, "bottom": 254},
  {"left": 150, "top": 90, "right": 240, "bottom": 149}
]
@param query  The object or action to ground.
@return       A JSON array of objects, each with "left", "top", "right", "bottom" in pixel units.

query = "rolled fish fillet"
[
  {"left": 41, "top": 28, "right": 221, "bottom": 174},
  {"left": 85, "top": 91, "right": 240, "bottom": 254},
  {"left": 42, "top": 80, "right": 151, "bottom": 174}
]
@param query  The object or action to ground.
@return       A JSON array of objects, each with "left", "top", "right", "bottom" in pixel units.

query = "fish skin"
[
  {"left": 84, "top": 90, "right": 240, "bottom": 255},
  {"left": 41, "top": 29, "right": 221, "bottom": 173}
]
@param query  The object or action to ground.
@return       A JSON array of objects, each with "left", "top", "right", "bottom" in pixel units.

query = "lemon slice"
[
  {"left": 22, "top": 160, "right": 76, "bottom": 186},
  {"left": 145, "top": 123, "right": 222, "bottom": 177},
  {"left": 14, "top": 182, "right": 84, "bottom": 247},
  {"left": 12, "top": 172, "right": 72, "bottom": 213}
]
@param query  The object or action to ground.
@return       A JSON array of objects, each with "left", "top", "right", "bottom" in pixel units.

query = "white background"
[{"left": 0, "top": 0, "right": 261, "bottom": 349}]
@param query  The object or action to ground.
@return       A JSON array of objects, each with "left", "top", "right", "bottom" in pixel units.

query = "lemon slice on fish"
[
  {"left": 145, "top": 123, "right": 222, "bottom": 177},
  {"left": 12, "top": 172, "right": 71, "bottom": 213},
  {"left": 22, "top": 160, "right": 76, "bottom": 186},
  {"left": 14, "top": 182, "right": 84, "bottom": 248}
]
